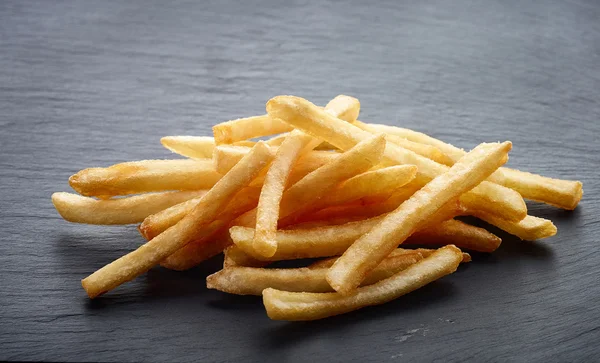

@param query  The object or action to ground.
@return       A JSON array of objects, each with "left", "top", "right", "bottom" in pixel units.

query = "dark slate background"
[{"left": 1, "top": 0, "right": 599, "bottom": 362}]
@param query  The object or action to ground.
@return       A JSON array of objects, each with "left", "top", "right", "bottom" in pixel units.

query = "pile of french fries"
[{"left": 52, "top": 95, "right": 583, "bottom": 320}]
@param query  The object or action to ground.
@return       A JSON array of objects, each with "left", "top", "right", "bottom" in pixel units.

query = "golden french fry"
[
  {"left": 254, "top": 130, "right": 318, "bottom": 257},
  {"left": 280, "top": 165, "right": 417, "bottom": 226},
  {"left": 263, "top": 245, "right": 463, "bottom": 320},
  {"left": 81, "top": 142, "right": 274, "bottom": 298},
  {"left": 253, "top": 95, "right": 361, "bottom": 257},
  {"left": 354, "top": 121, "right": 453, "bottom": 166},
  {"left": 213, "top": 145, "right": 337, "bottom": 178},
  {"left": 161, "top": 136, "right": 216, "bottom": 159},
  {"left": 223, "top": 245, "right": 270, "bottom": 267},
  {"left": 367, "top": 123, "right": 583, "bottom": 210},
  {"left": 308, "top": 249, "right": 423, "bottom": 269},
  {"left": 161, "top": 228, "right": 233, "bottom": 271},
  {"left": 207, "top": 253, "right": 423, "bottom": 296},
  {"left": 234, "top": 134, "right": 387, "bottom": 228},
  {"left": 409, "top": 248, "right": 472, "bottom": 263},
  {"left": 213, "top": 115, "right": 293, "bottom": 144},
  {"left": 139, "top": 186, "right": 261, "bottom": 240},
  {"left": 230, "top": 213, "right": 497, "bottom": 265},
  {"left": 52, "top": 190, "right": 207, "bottom": 225},
  {"left": 327, "top": 141, "right": 511, "bottom": 294},
  {"left": 69, "top": 159, "right": 222, "bottom": 197},
  {"left": 499, "top": 168, "right": 583, "bottom": 210},
  {"left": 474, "top": 212, "right": 557, "bottom": 240},
  {"left": 412, "top": 219, "right": 501, "bottom": 252},
  {"left": 266, "top": 95, "right": 526, "bottom": 222}
]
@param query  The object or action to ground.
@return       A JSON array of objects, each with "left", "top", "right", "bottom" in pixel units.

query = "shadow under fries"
[
  {"left": 261, "top": 280, "right": 457, "bottom": 349},
  {"left": 53, "top": 225, "right": 225, "bottom": 307}
]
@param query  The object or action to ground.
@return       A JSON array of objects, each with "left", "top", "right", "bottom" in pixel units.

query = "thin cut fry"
[
  {"left": 254, "top": 130, "right": 318, "bottom": 257},
  {"left": 310, "top": 248, "right": 471, "bottom": 268},
  {"left": 230, "top": 214, "right": 498, "bottom": 266},
  {"left": 266, "top": 95, "right": 526, "bottom": 222},
  {"left": 327, "top": 141, "right": 511, "bottom": 293},
  {"left": 207, "top": 253, "right": 423, "bottom": 296},
  {"left": 161, "top": 228, "right": 234, "bottom": 271},
  {"left": 81, "top": 142, "right": 273, "bottom": 298},
  {"left": 354, "top": 121, "right": 453, "bottom": 166},
  {"left": 474, "top": 212, "right": 557, "bottom": 240},
  {"left": 280, "top": 165, "right": 417, "bottom": 225},
  {"left": 253, "top": 95, "right": 361, "bottom": 257},
  {"left": 263, "top": 245, "right": 463, "bottom": 320},
  {"left": 69, "top": 159, "right": 222, "bottom": 197},
  {"left": 139, "top": 186, "right": 261, "bottom": 240},
  {"left": 367, "top": 123, "right": 583, "bottom": 209},
  {"left": 213, "top": 115, "right": 293, "bottom": 144},
  {"left": 52, "top": 190, "right": 207, "bottom": 225},
  {"left": 233, "top": 134, "right": 387, "bottom": 228},
  {"left": 161, "top": 136, "right": 216, "bottom": 159}
]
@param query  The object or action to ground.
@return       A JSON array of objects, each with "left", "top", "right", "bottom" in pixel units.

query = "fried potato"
[
  {"left": 254, "top": 130, "right": 319, "bottom": 257},
  {"left": 139, "top": 186, "right": 261, "bottom": 240},
  {"left": 263, "top": 245, "right": 463, "bottom": 320},
  {"left": 207, "top": 253, "right": 423, "bottom": 296},
  {"left": 52, "top": 190, "right": 206, "bottom": 225},
  {"left": 253, "top": 96, "right": 361, "bottom": 257},
  {"left": 367, "top": 123, "right": 583, "bottom": 209},
  {"left": 474, "top": 212, "right": 557, "bottom": 240},
  {"left": 354, "top": 121, "right": 453, "bottom": 165},
  {"left": 161, "top": 228, "right": 234, "bottom": 271},
  {"left": 230, "top": 215, "right": 499, "bottom": 266},
  {"left": 213, "top": 115, "right": 293, "bottom": 144},
  {"left": 280, "top": 165, "right": 417, "bottom": 226},
  {"left": 213, "top": 145, "right": 337, "bottom": 177},
  {"left": 161, "top": 136, "right": 216, "bottom": 159},
  {"left": 309, "top": 248, "right": 471, "bottom": 268},
  {"left": 69, "top": 159, "right": 222, "bottom": 197},
  {"left": 81, "top": 142, "right": 274, "bottom": 298},
  {"left": 327, "top": 141, "right": 511, "bottom": 294},
  {"left": 233, "top": 134, "right": 387, "bottom": 228},
  {"left": 266, "top": 95, "right": 526, "bottom": 222}
]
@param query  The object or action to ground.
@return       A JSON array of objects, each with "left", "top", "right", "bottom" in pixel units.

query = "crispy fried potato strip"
[
  {"left": 213, "top": 115, "right": 293, "bottom": 144},
  {"left": 253, "top": 96, "right": 361, "bottom": 257},
  {"left": 266, "top": 95, "right": 526, "bottom": 222},
  {"left": 81, "top": 142, "right": 273, "bottom": 298},
  {"left": 207, "top": 253, "right": 423, "bottom": 295},
  {"left": 52, "top": 190, "right": 206, "bottom": 225},
  {"left": 473, "top": 212, "right": 557, "bottom": 240},
  {"left": 69, "top": 159, "right": 221, "bottom": 197},
  {"left": 161, "top": 136, "right": 216, "bottom": 159},
  {"left": 327, "top": 141, "right": 511, "bottom": 293},
  {"left": 233, "top": 134, "right": 386, "bottom": 228},
  {"left": 263, "top": 245, "right": 463, "bottom": 320},
  {"left": 366, "top": 123, "right": 583, "bottom": 209}
]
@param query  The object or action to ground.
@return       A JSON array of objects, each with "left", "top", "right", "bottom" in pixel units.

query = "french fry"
[
  {"left": 254, "top": 130, "right": 318, "bottom": 257},
  {"left": 81, "top": 142, "right": 274, "bottom": 298},
  {"left": 69, "top": 159, "right": 222, "bottom": 197},
  {"left": 161, "top": 136, "right": 216, "bottom": 159},
  {"left": 367, "top": 123, "right": 583, "bottom": 209},
  {"left": 213, "top": 115, "right": 293, "bottom": 144},
  {"left": 253, "top": 95, "right": 361, "bottom": 257},
  {"left": 207, "top": 253, "right": 423, "bottom": 296},
  {"left": 267, "top": 96, "right": 526, "bottom": 222},
  {"left": 52, "top": 190, "right": 207, "bottom": 225},
  {"left": 498, "top": 168, "right": 583, "bottom": 210},
  {"left": 309, "top": 248, "right": 471, "bottom": 269},
  {"left": 213, "top": 146, "right": 337, "bottom": 177},
  {"left": 263, "top": 245, "right": 463, "bottom": 321},
  {"left": 279, "top": 165, "right": 418, "bottom": 226},
  {"left": 161, "top": 228, "right": 234, "bottom": 271},
  {"left": 308, "top": 249, "right": 423, "bottom": 269},
  {"left": 230, "top": 215, "right": 499, "bottom": 266},
  {"left": 139, "top": 186, "right": 261, "bottom": 240},
  {"left": 354, "top": 121, "right": 453, "bottom": 166},
  {"left": 234, "top": 134, "right": 387, "bottom": 228},
  {"left": 473, "top": 212, "right": 557, "bottom": 241},
  {"left": 327, "top": 141, "right": 511, "bottom": 294}
]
